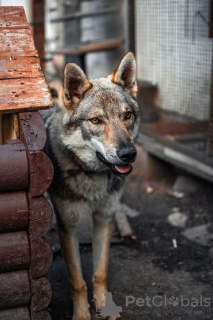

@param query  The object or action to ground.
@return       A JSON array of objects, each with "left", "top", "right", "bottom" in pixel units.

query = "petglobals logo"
[{"left": 125, "top": 295, "right": 211, "bottom": 308}]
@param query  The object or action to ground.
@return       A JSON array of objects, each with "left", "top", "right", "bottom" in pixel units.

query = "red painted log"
[
  {"left": 30, "top": 277, "right": 52, "bottom": 313},
  {"left": 0, "top": 191, "right": 28, "bottom": 232},
  {"left": 30, "top": 196, "right": 53, "bottom": 221},
  {"left": 0, "top": 307, "right": 30, "bottom": 320},
  {"left": 0, "top": 231, "right": 30, "bottom": 273},
  {"left": 29, "top": 196, "right": 53, "bottom": 238},
  {"left": 29, "top": 219, "right": 52, "bottom": 240},
  {"left": 30, "top": 238, "right": 53, "bottom": 279},
  {"left": 19, "top": 112, "right": 46, "bottom": 151},
  {"left": 0, "top": 270, "right": 30, "bottom": 309},
  {"left": 0, "top": 143, "right": 28, "bottom": 192},
  {"left": 29, "top": 151, "right": 54, "bottom": 197}
]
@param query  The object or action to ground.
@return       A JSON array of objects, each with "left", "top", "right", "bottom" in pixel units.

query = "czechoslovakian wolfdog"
[{"left": 44, "top": 52, "right": 140, "bottom": 320}]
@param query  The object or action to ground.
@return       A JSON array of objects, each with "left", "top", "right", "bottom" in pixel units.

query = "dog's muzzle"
[{"left": 96, "top": 152, "right": 134, "bottom": 176}]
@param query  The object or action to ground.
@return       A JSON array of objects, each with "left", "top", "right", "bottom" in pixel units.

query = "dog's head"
[{"left": 61, "top": 52, "right": 140, "bottom": 176}]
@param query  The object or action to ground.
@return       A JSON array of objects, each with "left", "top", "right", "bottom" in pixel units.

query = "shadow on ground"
[{"left": 45, "top": 169, "right": 213, "bottom": 319}]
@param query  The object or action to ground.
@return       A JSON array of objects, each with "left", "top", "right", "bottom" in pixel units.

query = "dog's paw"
[
  {"left": 100, "top": 314, "right": 121, "bottom": 320},
  {"left": 72, "top": 308, "right": 91, "bottom": 320},
  {"left": 107, "top": 314, "right": 121, "bottom": 320}
]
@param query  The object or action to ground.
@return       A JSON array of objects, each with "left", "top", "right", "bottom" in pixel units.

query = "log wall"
[
  {"left": 0, "top": 7, "right": 54, "bottom": 319},
  {"left": 0, "top": 111, "right": 53, "bottom": 319}
]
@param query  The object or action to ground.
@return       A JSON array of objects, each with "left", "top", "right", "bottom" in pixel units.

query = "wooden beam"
[
  {"left": 0, "top": 77, "right": 53, "bottom": 114},
  {"left": 0, "top": 270, "right": 30, "bottom": 310},
  {"left": 0, "top": 56, "right": 43, "bottom": 80},
  {"left": 0, "top": 192, "right": 28, "bottom": 233},
  {"left": 0, "top": 29, "right": 38, "bottom": 57},
  {"left": 126, "top": 0, "right": 135, "bottom": 54},
  {"left": 0, "top": 231, "right": 30, "bottom": 273},
  {"left": 49, "top": 37, "right": 124, "bottom": 55},
  {"left": 19, "top": 112, "right": 46, "bottom": 151},
  {"left": 0, "top": 7, "right": 29, "bottom": 29},
  {"left": 50, "top": 6, "right": 119, "bottom": 23},
  {"left": 0, "top": 143, "right": 29, "bottom": 192},
  {"left": 32, "top": 0, "right": 45, "bottom": 67}
]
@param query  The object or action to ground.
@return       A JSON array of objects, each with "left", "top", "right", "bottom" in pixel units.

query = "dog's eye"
[
  {"left": 124, "top": 111, "right": 132, "bottom": 120},
  {"left": 90, "top": 117, "right": 102, "bottom": 124}
]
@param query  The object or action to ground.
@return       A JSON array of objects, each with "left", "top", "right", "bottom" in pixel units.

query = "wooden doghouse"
[{"left": 0, "top": 7, "right": 54, "bottom": 320}]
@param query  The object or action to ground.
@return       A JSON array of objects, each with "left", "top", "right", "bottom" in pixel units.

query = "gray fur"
[
  {"left": 42, "top": 53, "right": 140, "bottom": 320},
  {"left": 44, "top": 76, "right": 140, "bottom": 229}
]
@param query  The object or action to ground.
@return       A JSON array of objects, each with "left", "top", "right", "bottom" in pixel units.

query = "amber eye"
[
  {"left": 125, "top": 111, "right": 132, "bottom": 120},
  {"left": 90, "top": 117, "right": 102, "bottom": 124}
]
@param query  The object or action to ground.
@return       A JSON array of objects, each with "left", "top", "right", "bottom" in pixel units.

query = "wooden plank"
[
  {"left": 0, "top": 77, "right": 53, "bottom": 113},
  {"left": 146, "top": 121, "right": 208, "bottom": 136},
  {"left": 2, "top": 113, "right": 19, "bottom": 143},
  {"left": 29, "top": 151, "right": 54, "bottom": 197},
  {"left": 0, "top": 56, "right": 43, "bottom": 79},
  {"left": 50, "top": 6, "right": 119, "bottom": 22},
  {"left": 19, "top": 112, "right": 46, "bottom": 151},
  {"left": 30, "top": 238, "right": 53, "bottom": 279},
  {"left": 0, "top": 29, "right": 38, "bottom": 57},
  {"left": 0, "top": 270, "right": 30, "bottom": 310},
  {"left": 0, "top": 143, "right": 29, "bottom": 192},
  {"left": 30, "top": 277, "right": 52, "bottom": 313},
  {"left": 49, "top": 37, "right": 124, "bottom": 55},
  {"left": 141, "top": 138, "right": 213, "bottom": 183},
  {"left": 0, "top": 307, "right": 30, "bottom": 320},
  {"left": 0, "top": 7, "right": 29, "bottom": 29},
  {"left": 0, "top": 231, "right": 30, "bottom": 273},
  {"left": 0, "top": 192, "right": 28, "bottom": 233}
]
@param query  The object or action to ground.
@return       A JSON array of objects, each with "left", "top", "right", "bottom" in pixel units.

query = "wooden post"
[
  {"left": 207, "top": 65, "right": 213, "bottom": 157},
  {"left": 125, "top": 0, "right": 135, "bottom": 54},
  {"left": 32, "top": 0, "right": 45, "bottom": 69}
]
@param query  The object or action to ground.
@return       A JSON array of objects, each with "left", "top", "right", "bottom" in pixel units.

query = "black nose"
[{"left": 117, "top": 145, "right": 137, "bottom": 162}]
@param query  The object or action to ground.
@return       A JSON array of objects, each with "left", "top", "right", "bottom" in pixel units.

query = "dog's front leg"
[
  {"left": 58, "top": 227, "right": 91, "bottom": 320},
  {"left": 92, "top": 215, "right": 115, "bottom": 317}
]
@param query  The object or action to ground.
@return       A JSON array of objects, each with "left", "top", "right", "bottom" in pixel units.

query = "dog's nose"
[{"left": 117, "top": 145, "right": 137, "bottom": 162}]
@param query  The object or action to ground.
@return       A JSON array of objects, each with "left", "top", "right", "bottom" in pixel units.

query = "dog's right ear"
[{"left": 63, "top": 63, "right": 92, "bottom": 112}]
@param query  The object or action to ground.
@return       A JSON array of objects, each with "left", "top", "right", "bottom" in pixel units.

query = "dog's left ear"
[
  {"left": 108, "top": 52, "right": 137, "bottom": 97},
  {"left": 63, "top": 63, "right": 92, "bottom": 112}
]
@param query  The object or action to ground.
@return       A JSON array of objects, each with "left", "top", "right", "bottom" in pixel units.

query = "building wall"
[
  {"left": 136, "top": 0, "right": 212, "bottom": 120},
  {"left": 45, "top": 0, "right": 124, "bottom": 79}
]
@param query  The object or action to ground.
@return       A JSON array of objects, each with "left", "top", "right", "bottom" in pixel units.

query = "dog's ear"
[
  {"left": 108, "top": 52, "right": 137, "bottom": 98},
  {"left": 63, "top": 63, "right": 92, "bottom": 112}
]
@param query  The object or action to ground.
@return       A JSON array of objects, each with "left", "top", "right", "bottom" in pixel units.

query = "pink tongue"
[{"left": 115, "top": 164, "right": 131, "bottom": 174}]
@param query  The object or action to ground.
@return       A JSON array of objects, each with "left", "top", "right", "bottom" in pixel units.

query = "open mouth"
[{"left": 96, "top": 152, "right": 133, "bottom": 176}]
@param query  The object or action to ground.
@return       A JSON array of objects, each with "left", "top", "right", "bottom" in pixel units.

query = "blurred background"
[
  {"left": 1, "top": 1, "right": 213, "bottom": 319},
  {"left": 1, "top": 0, "right": 213, "bottom": 183}
]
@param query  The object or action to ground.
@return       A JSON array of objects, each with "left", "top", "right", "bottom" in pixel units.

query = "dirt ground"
[{"left": 45, "top": 166, "right": 213, "bottom": 320}]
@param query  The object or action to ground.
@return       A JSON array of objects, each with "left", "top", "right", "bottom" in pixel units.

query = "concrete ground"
[{"left": 45, "top": 165, "right": 213, "bottom": 320}]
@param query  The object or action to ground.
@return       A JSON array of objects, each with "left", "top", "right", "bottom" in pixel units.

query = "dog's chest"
[{"left": 65, "top": 172, "right": 113, "bottom": 202}]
